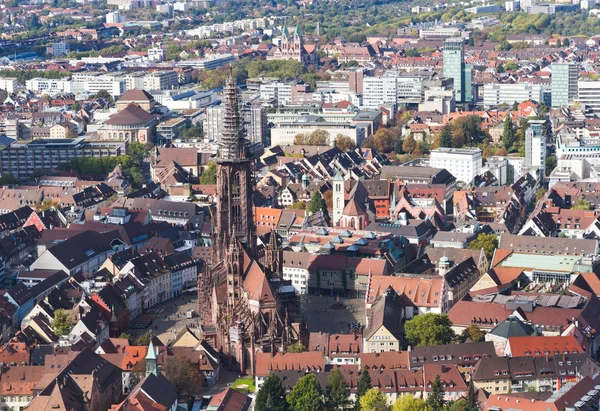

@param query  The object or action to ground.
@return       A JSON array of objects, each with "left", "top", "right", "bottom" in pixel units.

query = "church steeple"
[
  {"left": 214, "top": 66, "right": 255, "bottom": 262},
  {"left": 145, "top": 340, "right": 158, "bottom": 377},
  {"left": 218, "top": 68, "right": 246, "bottom": 163}
]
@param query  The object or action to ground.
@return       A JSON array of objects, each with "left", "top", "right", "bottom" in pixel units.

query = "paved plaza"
[{"left": 299, "top": 295, "right": 366, "bottom": 334}]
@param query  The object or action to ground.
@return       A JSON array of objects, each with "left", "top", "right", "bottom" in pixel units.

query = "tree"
[
  {"left": 286, "top": 342, "right": 306, "bottom": 353},
  {"left": 468, "top": 232, "right": 499, "bottom": 262},
  {"left": 71, "top": 102, "right": 80, "bottom": 112},
  {"left": 426, "top": 375, "right": 445, "bottom": 411},
  {"left": 393, "top": 396, "right": 432, "bottom": 411},
  {"left": 118, "top": 333, "right": 135, "bottom": 345},
  {"left": 355, "top": 369, "right": 373, "bottom": 410},
  {"left": 0, "top": 173, "right": 19, "bottom": 185},
  {"left": 446, "top": 398, "right": 478, "bottom": 411},
  {"left": 308, "top": 191, "right": 330, "bottom": 225},
  {"left": 135, "top": 331, "right": 153, "bottom": 346},
  {"left": 163, "top": 355, "right": 204, "bottom": 396},
  {"left": 402, "top": 135, "right": 417, "bottom": 154},
  {"left": 572, "top": 197, "right": 592, "bottom": 210},
  {"left": 53, "top": 309, "right": 72, "bottom": 335},
  {"left": 404, "top": 313, "right": 454, "bottom": 347},
  {"left": 460, "top": 324, "right": 485, "bottom": 342},
  {"left": 502, "top": 115, "right": 515, "bottom": 149},
  {"left": 95, "top": 89, "right": 111, "bottom": 100},
  {"left": 562, "top": 38, "right": 570, "bottom": 47},
  {"left": 439, "top": 125, "right": 453, "bottom": 148},
  {"left": 336, "top": 135, "right": 356, "bottom": 152},
  {"left": 294, "top": 130, "right": 330, "bottom": 146},
  {"left": 200, "top": 162, "right": 217, "bottom": 184},
  {"left": 256, "top": 374, "right": 288, "bottom": 411},
  {"left": 372, "top": 127, "right": 398, "bottom": 153},
  {"left": 504, "top": 62, "right": 519, "bottom": 71},
  {"left": 545, "top": 155, "right": 557, "bottom": 176},
  {"left": 360, "top": 388, "right": 389, "bottom": 411},
  {"left": 535, "top": 188, "right": 547, "bottom": 202},
  {"left": 468, "top": 37, "right": 475, "bottom": 47},
  {"left": 286, "top": 374, "right": 324, "bottom": 411},
  {"left": 290, "top": 201, "right": 307, "bottom": 210},
  {"left": 326, "top": 367, "right": 349, "bottom": 409}
]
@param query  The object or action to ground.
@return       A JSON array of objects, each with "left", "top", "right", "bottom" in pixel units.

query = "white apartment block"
[
  {"left": 148, "top": 47, "right": 166, "bottom": 62},
  {"left": 577, "top": 80, "right": 600, "bottom": 114},
  {"left": 26, "top": 78, "right": 71, "bottom": 95},
  {"left": 270, "top": 121, "right": 365, "bottom": 147},
  {"left": 362, "top": 75, "right": 423, "bottom": 109},
  {"left": 0, "top": 78, "right": 17, "bottom": 93},
  {"left": 143, "top": 71, "right": 179, "bottom": 90},
  {"left": 259, "top": 82, "right": 293, "bottom": 105},
  {"left": 282, "top": 252, "right": 310, "bottom": 294},
  {"left": 483, "top": 83, "right": 544, "bottom": 107},
  {"left": 430, "top": 147, "right": 483, "bottom": 184}
]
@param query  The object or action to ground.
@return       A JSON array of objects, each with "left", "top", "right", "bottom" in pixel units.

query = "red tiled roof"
[
  {"left": 255, "top": 352, "right": 324, "bottom": 376},
  {"left": 507, "top": 336, "right": 583, "bottom": 357}
]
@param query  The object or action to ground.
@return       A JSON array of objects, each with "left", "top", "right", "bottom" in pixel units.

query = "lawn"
[{"left": 232, "top": 377, "right": 255, "bottom": 393}]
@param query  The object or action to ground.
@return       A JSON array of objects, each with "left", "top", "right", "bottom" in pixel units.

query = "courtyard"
[
  {"left": 127, "top": 292, "right": 201, "bottom": 346},
  {"left": 299, "top": 294, "right": 366, "bottom": 334}
]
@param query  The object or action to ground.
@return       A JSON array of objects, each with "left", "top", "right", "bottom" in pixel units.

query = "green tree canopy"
[
  {"left": 200, "top": 162, "right": 217, "bottom": 184},
  {"left": 572, "top": 197, "right": 592, "bottom": 210},
  {"left": 0, "top": 174, "right": 20, "bottom": 185},
  {"left": 286, "top": 342, "right": 306, "bottom": 353},
  {"left": 440, "top": 124, "right": 453, "bottom": 148},
  {"left": 326, "top": 367, "right": 349, "bottom": 409},
  {"left": 446, "top": 398, "right": 478, "bottom": 411},
  {"left": 392, "top": 395, "right": 432, "bottom": 411},
  {"left": 163, "top": 354, "right": 204, "bottom": 396},
  {"left": 286, "top": 374, "right": 324, "bottom": 411},
  {"left": 53, "top": 309, "right": 72, "bottom": 335},
  {"left": 460, "top": 324, "right": 485, "bottom": 342},
  {"left": 255, "top": 374, "right": 288, "bottom": 411},
  {"left": 468, "top": 232, "right": 499, "bottom": 262},
  {"left": 502, "top": 115, "right": 515, "bottom": 149},
  {"left": 426, "top": 375, "right": 445, "bottom": 411},
  {"left": 360, "top": 388, "right": 389, "bottom": 411},
  {"left": 135, "top": 331, "right": 153, "bottom": 346},
  {"left": 355, "top": 369, "right": 373, "bottom": 410},
  {"left": 404, "top": 313, "right": 454, "bottom": 347}
]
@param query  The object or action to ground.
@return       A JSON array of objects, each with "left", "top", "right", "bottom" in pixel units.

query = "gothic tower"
[
  {"left": 263, "top": 230, "right": 281, "bottom": 275},
  {"left": 214, "top": 68, "right": 255, "bottom": 262}
]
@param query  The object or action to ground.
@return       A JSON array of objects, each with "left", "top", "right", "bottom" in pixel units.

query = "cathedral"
[
  {"left": 267, "top": 25, "right": 318, "bottom": 67},
  {"left": 197, "top": 69, "right": 294, "bottom": 374}
]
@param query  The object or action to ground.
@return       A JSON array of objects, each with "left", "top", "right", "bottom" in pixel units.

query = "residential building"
[
  {"left": 551, "top": 63, "right": 579, "bottom": 108},
  {"left": 0, "top": 138, "right": 127, "bottom": 180},
  {"left": 483, "top": 83, "right": 544, "bottom": 107},
  {"left": 363, "top": 287, "right": 404, "bottom": 353},
  {"left": 430, "top": 147, "right": 482, "bottom": 184},
  {"left": 270, "top": 118, "right": 365, "bottom": 147},
  {"left": 143, "top": 70, "right": 179, "bottom": 91},
  {"left": 156, "top": 117, "right": 188, "bottom": 144},
  {"left": 525, "top": 119, "right": 546, "bottom": 176},
  {"left": 443, "top": 38, "right": 473, "bottom": 104},
  {"left": 577, "top": 80, "right": 600, "bottom": 114},
  {"left": 0, "top": 78, "right": 17, "bottom": 94}
]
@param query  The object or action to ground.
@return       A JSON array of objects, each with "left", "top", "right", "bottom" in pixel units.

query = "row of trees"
[
  {"left": 256, "top": 369, "right": 478, "bottom": 411},
  {"left": 58, "top": 142, "right": 152, "bottom": 187}
]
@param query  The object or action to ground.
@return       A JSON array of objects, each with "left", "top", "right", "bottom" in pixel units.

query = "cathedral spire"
[{"left": 218, "top": 67, "right": 246, "bottom": 163}]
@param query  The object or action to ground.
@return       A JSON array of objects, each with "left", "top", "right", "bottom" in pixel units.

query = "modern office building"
[
  {"left": 577, "top": 80, "right": 600, "bottom": 114},
  {"left": 483, "top": 83, "right": 544, "bottom": 107},
  {"left": 430, "top": 147, "right": 482, "bottom": 184},
  {"left": 443, "top": 38, "right": 473, "bottom": 104},
  {"left": 206, "top": 103, "right": 267, "bottom": 145},
  {"left": 0, "top": 138, "right": 127, "bottom": 180},
  {"left": 551, "top": 63, "right": 578, "bottom": 108},
  {"left": 361, "top": 75, "right": 424, "bottom": 108},
  {"left": 525, "top": 120, "right": 546, "bottom": 176}
]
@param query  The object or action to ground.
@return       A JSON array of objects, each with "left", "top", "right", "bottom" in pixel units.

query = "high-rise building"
[
  {"left": 525, "top": 120, "right": 546, "bottom": 176},
  {"left": 443, "top": 38, "right": 473, "bottom": 104},
  {"left": 551, "top": 63, "right": 578, "bottom": 108},
  {"left": 430, "top": 147, "right": 482, "bottom": 184}
]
